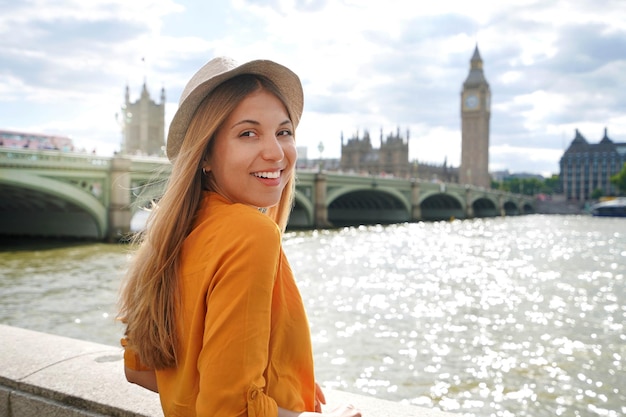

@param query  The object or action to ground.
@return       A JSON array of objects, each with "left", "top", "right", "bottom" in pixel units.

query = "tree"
[
  {"left": 591, "top": 188, "right": 604, "bottom": 200},
  {"left": 492, "top": 175, "right": 560, "bottom": 196},
  {"left": 542, "top": 175, "right": 561, "bottom": 195},
  {"left": 610, "top": 162, "right": 626, "bottom": 195}
]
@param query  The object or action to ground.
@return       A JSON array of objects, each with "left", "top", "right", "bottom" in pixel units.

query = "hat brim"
[{"left": 166, "top": 58, "right": 303, "bottom": 160}]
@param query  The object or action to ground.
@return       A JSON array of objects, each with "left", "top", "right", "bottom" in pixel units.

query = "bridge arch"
[
  {"left": 419, "top": 192, "right": 465, "bottom": 221},
  {"left": 326, "top": 186, "right": 411, "bottom": 227},
  {"left": 470, "top": 195, "right": 499, "bottom": 217},
  {"left": 503, "top": 200, "right": 519, "bottom": 215},
  {"left": 521, "top": 202, "right": 534, "bottom": 214},
  {"left": 289, "top": 190, "right": 314, "bottom": 228},
  {"left": 0, "top": 170, "right": 107, "bottom": 239}
]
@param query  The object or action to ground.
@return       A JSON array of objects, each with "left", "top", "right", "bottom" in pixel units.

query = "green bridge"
[{"left": 0, "top": 148, "right": 534, "bottom": 241}]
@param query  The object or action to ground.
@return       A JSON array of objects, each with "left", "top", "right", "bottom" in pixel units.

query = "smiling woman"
[
  {"left": 117, "top": 57, "right": 361, "bottom": 417},
  {"left": 201, "top": 85, "right": 297, "bottom": 209}
]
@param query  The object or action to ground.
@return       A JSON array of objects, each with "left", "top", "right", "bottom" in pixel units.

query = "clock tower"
[{"left": 460, "top": 45, "right": 491, "bottom": 188}]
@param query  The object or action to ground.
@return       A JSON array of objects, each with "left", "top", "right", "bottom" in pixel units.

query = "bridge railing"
[
  {"left": 128, "top": 155, "right": 171, "bottom": 175},
  {"left": 0, "top": 148, "right": 112, "bottom": 170}
]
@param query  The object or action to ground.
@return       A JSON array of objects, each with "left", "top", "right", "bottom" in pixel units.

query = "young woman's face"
[{"left": 204, "top": 89, "right": 297, "bottom": 208}]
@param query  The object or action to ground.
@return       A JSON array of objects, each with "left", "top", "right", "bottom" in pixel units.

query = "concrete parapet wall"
[{"left": 0, "top": 324, "right": 457, "bottom": 417}]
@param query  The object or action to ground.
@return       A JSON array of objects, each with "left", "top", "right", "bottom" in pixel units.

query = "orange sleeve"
[
  {"left": 120, "top": 337, "right": 153, "bottom": 372},
  {"left": 195, "top": 214, "right": 281, "bottom": 417}
]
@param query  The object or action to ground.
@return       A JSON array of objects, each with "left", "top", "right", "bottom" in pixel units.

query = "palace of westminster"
[{"left": 5, "top": 47, "right": 622, "bottom": 201}]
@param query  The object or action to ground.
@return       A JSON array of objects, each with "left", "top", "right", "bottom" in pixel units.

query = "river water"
[{"left": 0, "top": 215, "right": 624, "bottom": 417}]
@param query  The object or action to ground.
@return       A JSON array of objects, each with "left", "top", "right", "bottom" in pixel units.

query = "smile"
[{"left": 253, "top": 171, "right": 281, "bottom": 179}]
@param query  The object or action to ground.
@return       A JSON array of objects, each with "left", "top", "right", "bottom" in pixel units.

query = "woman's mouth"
[{"left": 253, "top": 171, "right": 281, "bottom": 179}]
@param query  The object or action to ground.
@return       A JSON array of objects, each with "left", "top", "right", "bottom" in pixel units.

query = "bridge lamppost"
[
  {"left": 115, "top": 108, "right": 132, "bottom": 155},
  {"left": 317, "top": 141, "right": 324, "bottom": 173}
]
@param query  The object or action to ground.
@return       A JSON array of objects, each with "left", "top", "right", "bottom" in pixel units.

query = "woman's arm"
[
  {"left": 121, "top": 336, "right": 158, "bottom": 392},
  {"left": 124, "top": 367, "right": 158, "bottom": 393}
]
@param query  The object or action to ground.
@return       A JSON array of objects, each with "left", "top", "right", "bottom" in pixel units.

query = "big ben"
[{"left": 460, "top": 45, "right": 491, "bottom": 189}]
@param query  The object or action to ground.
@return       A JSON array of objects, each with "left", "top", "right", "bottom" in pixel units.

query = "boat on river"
[{"left": 590, "top": 197, "right": 626, "bottom": 217}]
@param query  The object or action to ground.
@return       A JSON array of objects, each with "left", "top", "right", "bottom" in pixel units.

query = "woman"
[{"left": 119, "top": 57, "right": 361, "bottom": 417}]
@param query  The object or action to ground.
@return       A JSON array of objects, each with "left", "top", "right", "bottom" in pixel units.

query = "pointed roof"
[
  {"left": 572, "top": 128, "right": 588, "bottom": 145},
  {"left": 463, "top": 45, "right": 489, "bottom": 88},
  {"left": 599, "top": 127, "right": 613, "bottom": 144},
  {"left": 471, "top": 45, "right": 482, "bottom": 63},
  {"left": 141, "top": 81, "right": 149, "bottom": 98},
  {"left": 563, "top": 129, "right": 590, "bottom": 155},
  {"left": 596, "top": 127, "right": 618, "bottom": 154}
]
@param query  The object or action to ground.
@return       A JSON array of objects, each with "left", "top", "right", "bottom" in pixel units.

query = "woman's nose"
[{"left": 261, "top": 136, "right": 285, "bottom": 161}]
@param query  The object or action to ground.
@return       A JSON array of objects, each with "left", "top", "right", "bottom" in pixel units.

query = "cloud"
[
  {"left": 490, "top": 144, "right": 564, "bottom": 176},
  {"left": 1, "top": 0, "right": 625, "bottom": 175}
]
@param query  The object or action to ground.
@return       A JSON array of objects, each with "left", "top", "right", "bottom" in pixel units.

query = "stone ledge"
[{"left": 0, "top": 324, "right": 456, "bottom": 417}]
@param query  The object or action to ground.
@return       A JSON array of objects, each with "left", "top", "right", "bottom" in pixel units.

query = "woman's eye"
[
  {"left": 277, "top": 129, "right": 293, "bottom": 137},
  {"left": 240, "top": 130, "right": 257, "bottom": 138}
]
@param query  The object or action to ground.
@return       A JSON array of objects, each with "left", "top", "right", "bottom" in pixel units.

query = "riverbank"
[{"left": 533, "top": 194, "right": 587, "bottom": 215}]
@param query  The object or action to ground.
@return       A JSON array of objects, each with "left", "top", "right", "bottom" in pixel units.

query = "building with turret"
[
  {"left": 120, "top": 82, "right": 165, "bottom": 156},
  {"left": 460, "top": 46, "right": 491, "bottom": 189},
  {"left": 339, "top": 128, "right": 457, "bottom": 181},
  {"left": 340, "top": 128, "right": 412, "bottom": 177},
  {"left": 560, "top": 128, "right": 626, "bottom": 200}
]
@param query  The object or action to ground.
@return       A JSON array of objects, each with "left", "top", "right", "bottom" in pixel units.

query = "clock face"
[{"left": 465, "top": 94, "right": 479, "bottom": 109}]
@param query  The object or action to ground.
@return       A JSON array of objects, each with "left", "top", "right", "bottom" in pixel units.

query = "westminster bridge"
[{"left": 0, "top": 148, "right": 534, "bottom": 241}]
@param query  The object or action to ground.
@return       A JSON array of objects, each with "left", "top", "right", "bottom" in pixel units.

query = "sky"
[{"left": 1, "top": 0, "right": 626, "bottom": 177}]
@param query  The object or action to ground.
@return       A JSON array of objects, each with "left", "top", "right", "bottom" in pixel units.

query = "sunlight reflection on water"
[
  {"left": 284, "top": 215, "right": 625, "bottom": 417},
  {"left": 1, "top": 215, "right": 624, "bottom": 417}
]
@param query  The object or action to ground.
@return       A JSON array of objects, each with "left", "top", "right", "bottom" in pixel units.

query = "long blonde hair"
[{"left": 119, "top": 75, "right": 296, "bottom": 369}]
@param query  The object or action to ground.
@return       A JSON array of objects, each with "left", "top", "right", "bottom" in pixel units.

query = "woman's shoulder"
[{"left": 225, "top": 205, "right": 278, "bottom": 234}]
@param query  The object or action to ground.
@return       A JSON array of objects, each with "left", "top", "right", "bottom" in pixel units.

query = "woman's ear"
[{"left": 201, "top": 159, "right": 211, "bottom": 173}]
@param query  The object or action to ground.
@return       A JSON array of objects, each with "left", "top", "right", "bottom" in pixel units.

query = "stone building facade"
[
  {"left": 121, "top": 83, "right": 165, "bottom": 156},
  {"left": 560, "top": 128, "right": 626, "bottom": 200},
  {"left": 340, "top": 128, "right": 412, "bottom": 177},
  {"left": 339, "top": 128, "right": 458, "bottom": 182}
]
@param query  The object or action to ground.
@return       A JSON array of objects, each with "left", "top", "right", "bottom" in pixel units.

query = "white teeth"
[{"left": 254, "top": 171, "right": 280, "bottom": 179}]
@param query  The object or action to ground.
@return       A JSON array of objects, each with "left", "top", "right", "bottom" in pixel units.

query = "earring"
[{"left": 202, "top": 168, "right": 208, "bottom": 176}]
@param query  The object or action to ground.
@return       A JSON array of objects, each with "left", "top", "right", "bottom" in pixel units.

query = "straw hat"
[{"left": 166, "top": 57, "right": 304, "bottom": 160}]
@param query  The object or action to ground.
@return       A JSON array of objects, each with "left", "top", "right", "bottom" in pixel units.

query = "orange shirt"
[{"left": 125, "top": 192, "right": 316, "bottom": 417}]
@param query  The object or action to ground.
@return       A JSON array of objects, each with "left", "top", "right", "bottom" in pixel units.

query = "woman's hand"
[
  {"left": 323, "top": 404, "right": 362, "bottom": 417},
  {"left": 278, "top": 383, "right": 361, "bottom": 417},
  {"left": 314, "top": 383, "right": 361, "bottom": 416},
  {"left": 315, "top": 382, "right": 326, "bottom": 412},
  {"left": 278, "top": 404, "right": 361, "bottom": 417}
]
